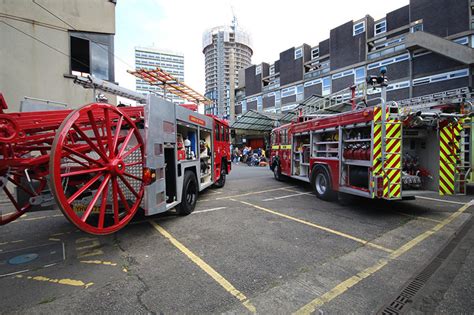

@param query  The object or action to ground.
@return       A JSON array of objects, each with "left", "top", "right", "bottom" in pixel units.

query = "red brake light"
[{"left": 143, "top": 167, "right": 156, "bottom": 185}]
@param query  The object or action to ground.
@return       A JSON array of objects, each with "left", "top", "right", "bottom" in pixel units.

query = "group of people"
[{"left": 232, "top": 146, "right": 268, "bottom": 166}]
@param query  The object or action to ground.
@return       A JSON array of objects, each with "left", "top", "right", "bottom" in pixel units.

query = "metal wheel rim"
[
  {"left": 315, "top": 173, "right": 327, "bottom": 195},
  {"left": 0, "top": 168, "right": 46, "bottom": 225},
  {"left": 50, "top": 103, "right": 145, "bottom": 235},
  {"left": 274, "top": 165, "right": 279, "bottom": 178}
]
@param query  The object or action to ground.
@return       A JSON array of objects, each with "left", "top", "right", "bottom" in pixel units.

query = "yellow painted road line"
[
  {"left": 262, "top": 192, "right": 313, "bottom": 202},
  {"left": 149, "top": 221, "right": 256, "bottom": 313},
  {"left": 215, "top": 186, "right": 297, "bottom": 200},
  {"left": 15, "top": 274, "right": 93, "bottom": 288},
  {"left": 80, "top": 260, "right": 117, "bottom": 266},
  {"left": 294, "top": 201, "right": 473, "bottom": 315},
  {"left": 233, "top": 199, "right": 393, "bottom": 253},
  {"left": 415, "top": 195, "right": 466, "bottom": 205},
  {"left": 197, "top": 199, "right": 211, "bottom": 202}
]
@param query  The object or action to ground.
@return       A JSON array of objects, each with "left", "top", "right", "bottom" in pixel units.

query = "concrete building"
[
  {"left": 239, "top": 0, "right": 474, "bottom": 116},
  {"left": 134, "top": 46, "right": 185, "bottom": 104},
  {"left": 0, "top": 0, "right": 117, "bottom": 112},
  {"left": 202, "top": 19, "right": 253, "bottom": 120}
]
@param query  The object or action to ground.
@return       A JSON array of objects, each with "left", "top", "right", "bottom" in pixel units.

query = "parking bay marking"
[
  {"left": 193, "top": 207, "right": 227, "bottom": 214},
  {"left": 294, "top": 200, "right": 473, "bottom": 315},
  {"left": 414, "top": 195, "right": 466, "bottom": 205},
  {"left": 149, "top": 221, "right": 256, "bottom": 313},
  {"left": 263, "top": 192, "right": 313, "bottom": 201},
  {"left": 232, "top": 199, "right": 393, "bottom": 253},
  {"left": 215, "top": 186, "right": 298, "bottom": 201},
  {"left": 15, "top": 274, "right": 93, "bottom": 288}
]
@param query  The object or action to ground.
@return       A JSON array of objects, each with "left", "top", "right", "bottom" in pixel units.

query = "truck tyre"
[
  {"left": 312, "top": 167, "right": 336, "bottom": 201},
  {"left": 176, "top": 171, "right": 198, "bottom": 215},
  {"left": 273, "top": 163, "right": 284, "bottom": 181},
  {"left": 214, "top": 168, "right": 226, "bottom": 188}
]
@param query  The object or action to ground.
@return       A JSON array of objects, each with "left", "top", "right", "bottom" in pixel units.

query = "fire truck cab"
[
  {"left": 143, "top": 95, "right": 231, "bottom": 216},
  {"left": 270, "top": 91, "right": 470, "bottom": 201}
]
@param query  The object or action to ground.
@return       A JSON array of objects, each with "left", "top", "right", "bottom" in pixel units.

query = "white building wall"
[{"left": 0, "top": 0, "right": 116, "bottom": 112}]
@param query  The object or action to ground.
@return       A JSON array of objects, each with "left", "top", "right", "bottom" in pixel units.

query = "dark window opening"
[
  {"left": 71, "top": 36, "right": 90, "bottom": 74},
  {"left": 70, "top": 32, "right": 113, "bottom": 81}
]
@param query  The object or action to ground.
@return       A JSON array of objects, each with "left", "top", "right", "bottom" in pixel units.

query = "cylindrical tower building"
[{"left": 202, "top": 21, "right": 252, "bottom": 120}]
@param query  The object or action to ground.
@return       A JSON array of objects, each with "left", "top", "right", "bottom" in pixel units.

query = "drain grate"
[{"left": 378, "top": 215, "right": 473, "bottom": 315}]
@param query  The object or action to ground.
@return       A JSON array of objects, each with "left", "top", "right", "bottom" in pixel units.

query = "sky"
[{"left": 114, "top": 0, "right": 409, "bottom": 96}]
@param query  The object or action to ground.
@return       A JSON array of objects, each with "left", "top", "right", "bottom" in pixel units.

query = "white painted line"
[
  {"left": 0, "top": 269, "right": 30, "bottom": 278},
  {"left": 193, "top": 207, "right": 227, "bottom": 214},
  {"left": 262, "top": 192, "right": 313, "bottom": 201},
  {"left": 415, "top": 195, "right": 466, "bottom": 205}
]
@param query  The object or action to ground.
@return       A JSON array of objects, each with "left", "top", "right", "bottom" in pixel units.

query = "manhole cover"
[
  {"left": 0, "top": 242, "right": 65, "bottom": 277},
  {"left": 8, "top": 253, "right": 39, "bottom": 265}
]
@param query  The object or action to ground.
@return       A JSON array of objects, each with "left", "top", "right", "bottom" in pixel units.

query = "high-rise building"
[
  {"left": 134, "top": 47, "right": 185, "bottom": 104},
  {"left": 202, "top": 19, "right": 252, "bottom": 120}
]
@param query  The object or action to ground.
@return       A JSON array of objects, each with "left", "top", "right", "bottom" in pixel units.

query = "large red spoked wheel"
[
  {"left": 50, "top": 103, "right": 145, "bottom": 235},
  {"left": 0, "top": 168, "right": 46, "bottom": 225}
]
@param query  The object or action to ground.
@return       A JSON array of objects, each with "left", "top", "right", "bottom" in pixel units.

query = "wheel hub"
[{"left": 108, "top": 159, "right": 125, "bottom": 176}]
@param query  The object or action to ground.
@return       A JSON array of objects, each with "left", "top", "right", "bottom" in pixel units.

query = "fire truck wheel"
[
  {"left": 273, "top": 164, "right": 284, "bottom": 181},
  {"left": 312, "top": 168, "right": 336, "bottom": 201},
  {"left": 176, "top": 171, "right": 198, "bottom": 215},
  {"left": 214, "top": 168, "right": 226, "bottom": 188}
]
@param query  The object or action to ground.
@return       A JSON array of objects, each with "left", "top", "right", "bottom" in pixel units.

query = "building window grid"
[
  {"left": 295, "top": 48, "right": 303, "bottom": 59},
  {"left": 367, "top": 53, "right": 410, "bottom": 70},
  {"left": 322, "top": 77, "right": 331, "bottom": 96},
  {"left": 353, "top": 21, "right": 365, "bottom": 36},
  {"left": 412, "top": 69, "right": 469, "bottom": 87},
  {"left": 374, "top": 20, "right": 387, "bottom": 36},
  {"left": 281, "top": 86, "right": 296, "bottom": 97},
  {"left": 311, "top": 47, "right": 319, "bottom": 60}
]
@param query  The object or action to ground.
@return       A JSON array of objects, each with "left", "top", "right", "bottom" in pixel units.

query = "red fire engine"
[
  {"left": 270, "top": 72, "right": 471, "bottom": 201},
  {"left": 0, "top": 70, "right": 231, "bottom": 235}
]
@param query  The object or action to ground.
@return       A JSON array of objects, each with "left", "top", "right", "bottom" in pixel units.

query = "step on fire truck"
[
  {"left": 270, "top": 69, "right": 472, "bottom": 201},
  {"left": 0, "top": 69, "right": 231, "bottom": 235}
]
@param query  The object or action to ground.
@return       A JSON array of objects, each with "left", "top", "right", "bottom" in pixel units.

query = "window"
[
  {"left": 332, "top": 69, "right": 354, "bottom": 80},
  {"left": 256, "top": 65, "right": 262, "bottom": 75},
  {"left": 257, "top": 96, "right": 263, "bottom": 111},
  {"left": 215, "top": 123, "right": 220, "bottom": 141},
  {"left": 270, "top": 64, "right": 275, "bottom": 75},
  {"left": 355, "top": 67, "right": 366, "bottom": 84},
  {"left": 374, "top": 20, "right": 387, "bottom": 36},
  {"left": 296, "top": 84, "right": 304, "bottom": 101},
  {"left": 242, "top": 100, "right": 247, "bottom": 113},
  {"left": 220, "top": 125, "right": 225, "bottom": 141},
  {"left": 281, "top": 86, "right": 296, "bottom": 97},
  {"left": 412, "top": 69, "right": 469, "bottom": 86},
  {"left": 322, "top": 77, "right": 331, "bottom": 96},
  {"left": 353, "top": 21, "right": 365, "bottom": 36},
  {"left": 294, "top": 48, "right": 303, "bottom": 59},
  {"left": 453, "top": 37, "right": 469, "bottom": 46},
  {"left": 367, "top": 53, "right": 410, "bottom": 70},
  {"left": 304, "top": 78, "right": 322, "bottom": 87},
  {"left": 311, "top": 47, "right": 319, "bottom": 60},
  {"left": 70, "top": 32, "right": 114, "bottom": 81},
  {"left": 411, "top": 23, "right": 423, "bottom": 33}
]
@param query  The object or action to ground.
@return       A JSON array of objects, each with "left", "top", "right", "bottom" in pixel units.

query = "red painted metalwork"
[
  {"left": 0, "top": 102, "right": 144, "bottom": 234},
  {"left": 49, "top": 104, "right": 145, "bottom": 235}
]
